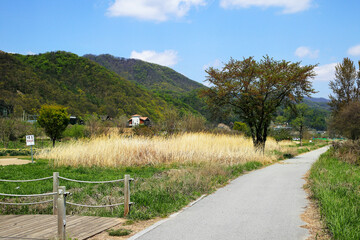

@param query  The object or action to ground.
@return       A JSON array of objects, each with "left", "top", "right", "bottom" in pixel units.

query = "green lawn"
[{"left": 309, "top": 149, "right": 360, "bottom": 239}]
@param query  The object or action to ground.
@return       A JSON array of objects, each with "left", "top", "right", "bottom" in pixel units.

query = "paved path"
[{"left": 132, "top": 146, "right": 329, "bottom": 240}]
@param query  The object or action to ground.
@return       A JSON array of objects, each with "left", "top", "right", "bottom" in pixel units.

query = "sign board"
[{"left": 26, "top": 135, "right": 35, "bottom": 146}]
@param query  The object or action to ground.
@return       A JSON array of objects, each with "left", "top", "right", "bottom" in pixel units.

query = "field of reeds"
[{"left": 37, "top": 133, "right": 293, "bottom": 167}]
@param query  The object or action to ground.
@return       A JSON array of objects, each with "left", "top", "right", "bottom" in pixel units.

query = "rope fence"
[
  {"left": 0, "top": 200, "right": 53, "bottom": 206},
  {"left": 0, "top": 192, "right": 57, "bottom": 197},
  {"left": 0, "top": 172, "right": 134, "bottom": 240},
  {"left": 0, "top": 176, "right": 53, "bottom": 182}
]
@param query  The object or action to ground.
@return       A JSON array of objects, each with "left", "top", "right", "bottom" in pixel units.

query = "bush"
[
  {"left": 233, "top": 121, "right": 250, "bottom": 135},
  {"left": 63, "top": 125, "right": 86, "bottom": 139},
  {"left": 332, "top": 140, "right": 360, "bottom": 165},
  {"left": 0, "top": 149, "right": 31, "bottom": 156}
]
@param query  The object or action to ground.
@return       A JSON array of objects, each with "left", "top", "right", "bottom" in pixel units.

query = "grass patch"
[
  {"left": 107, "top": 228, "right": 132, "bottom": 236},
  {"left": 0, "top": 159, "right": 264, "bottom": 220},
  {"left": 0, "top": 134, "right": 328, "bottom": 221},
  {"left": 309, "top": 148, "right": 360, "bottom": 240}
]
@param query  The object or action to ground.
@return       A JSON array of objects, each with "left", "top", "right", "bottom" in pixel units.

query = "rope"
[
  {"left": 0, "top": 176, "right": 53, "bottom": 182},
  {"left": 0, "top": 200, "right": 53, "bottom": 206},
  {"left": 0, "top": 192, "right": 57, "bottom": 197},
  {"left": 66, "top": 202, "right": 133, "bottom": 208},
  {"left": 58, "top": 176, "right": 125, "bottom": 184}
]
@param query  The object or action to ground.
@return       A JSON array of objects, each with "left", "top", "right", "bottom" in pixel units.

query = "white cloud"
[
  {"left": 130, "top": 50, "right": 179, "bottom": 66},
  {"left": 107, "top": 0, "right": 206, "bottom": 22},
  {"left": 347, "top": 44, "right": 360, "bottom": 56},
  {"left": 295, "top": 46, "right": 319, "bottom": 59},
  {"left": 220, "top": 0, "right": 312, "bottom": 13},
  {"left": 313, "top": 63, "right": 337, "bottom": 82}
]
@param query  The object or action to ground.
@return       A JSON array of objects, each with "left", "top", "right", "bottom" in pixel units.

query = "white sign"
[{"left": 26, "top": 135, "right": 35, "bottom": 146}]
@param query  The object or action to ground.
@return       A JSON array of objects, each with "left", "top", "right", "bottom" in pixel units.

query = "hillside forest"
[{"left": 0, "top": 50, "right": 329, "bottom": 133}]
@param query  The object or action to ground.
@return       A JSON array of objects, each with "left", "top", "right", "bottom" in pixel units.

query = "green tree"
[
  {"left": 37, "top": 105, "right": 69, "bottom": 147},
  {"left": 285, "top": 103, "right": 311, "bottom": 146},
  {"left": 329, "top": 58, "right": 359, "bottom": 114},
  {"left": 330, "top": 101, "right": 360, "bottom": 141},
  {"left": 202, "top": 56, "right": 316, "bottom": 151}
]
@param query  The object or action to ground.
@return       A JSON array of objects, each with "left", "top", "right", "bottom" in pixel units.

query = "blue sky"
[{"left": 1, "top": 0, "right": 360, "bottom": 98}]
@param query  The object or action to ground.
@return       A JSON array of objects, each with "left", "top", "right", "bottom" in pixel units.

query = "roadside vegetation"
[
  {"left": 0, "top": 134, "right": 328, "bottom": 220},
  {"left": 308, "top": 57, "right": 360, "bottom": 240},
  {"left": 309, "top": 142, "right": 360, "bottom": 240}
]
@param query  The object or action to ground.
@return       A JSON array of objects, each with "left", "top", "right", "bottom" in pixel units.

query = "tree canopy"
[
  {"left": 329, "top": 57, "right": 360, "bottom": 114},
  {"left": 202, "top": 56, "right": 316, "bottom": 150},
  {"left": 37, "top": 105, "right": 69, "bottom": 147}
]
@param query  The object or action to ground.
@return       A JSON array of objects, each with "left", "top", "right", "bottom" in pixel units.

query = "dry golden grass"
[{"left": 37, "top": 133, "right": 293, "bottom": 167}]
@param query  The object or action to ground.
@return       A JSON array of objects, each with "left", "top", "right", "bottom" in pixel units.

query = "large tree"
[
  {"left": 202, "top": 56, "right": 316, "bottom": 151},
  {"left": 329, "top": 57, "right": 359, "bottom": 114},
  {"left": 37, "top": 105, "right": 69, "bottom": 147}
]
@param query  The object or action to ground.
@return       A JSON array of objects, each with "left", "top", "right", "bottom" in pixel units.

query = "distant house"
[{"left": 128, "top": 114, "right": 151, "bottom": 127}]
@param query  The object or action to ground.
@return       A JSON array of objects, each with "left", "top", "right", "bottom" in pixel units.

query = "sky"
[{"left": 1, "top": 0, "right": 360, "bottom": 98}]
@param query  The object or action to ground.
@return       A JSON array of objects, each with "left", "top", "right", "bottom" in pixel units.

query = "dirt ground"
[
  {"left": 301, "top": 172, "right": 332, "bottom": 240},
  {"left": 88, "top": 217, "right": 163, "bottom": 240},
  {"left": 0, "top": 158, "right": 31, "bottom": 166}
]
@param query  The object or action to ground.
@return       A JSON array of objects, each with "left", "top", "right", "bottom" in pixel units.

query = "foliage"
[
  {"left": 0, "top": 51, "right": 169, "bottom": 120},
  {"left": 202, "top": 56, "right": 316, "bottom": 150},
  {"left": 269, "top": 128, "right": 292, "bottom": 142},
  {"left": 329, "top": 58, "right": 360, "bottom": 114},
  {"left": 284, "top": 103, "right": 312, "bottom": 145},
  {"left": 329, "top": 101, "right": 360, "bottom": 140},
  {"left": 0, "top": 117, "right": 39, "bottom": 148},
  {"left": 309, "top": 148, "right": 360, "bottom": 239},
  {"left": 0, "top": 148, "right": 31, "bottom": 156},
  {"left": 84, "top": 54, "right": 203, "bottom": 93},
  {"left": 84, "top": 54, "right": 210, "bottom": 121},
  {"left": 332, "top": 140, "right": 360, "bottom": 165},
  {"left": 233, "top": 121, "right": 250, "bottom": 135},
  {"left": 63, "top": 124, "right": 85, "bottom": 139},
  {"left": 37, "top": 105, "right": 69, "bottom": 147}
]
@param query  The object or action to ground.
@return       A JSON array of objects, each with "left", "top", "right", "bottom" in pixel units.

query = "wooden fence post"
[
  {"left": 57, "top": 186, "right": 66, "bottom": 240},
  {"left": 124, "top": 175, "right": 130, "bottom": 217},
  {"left": 53, "top": 172, "right": 59, "bottom": 215}
]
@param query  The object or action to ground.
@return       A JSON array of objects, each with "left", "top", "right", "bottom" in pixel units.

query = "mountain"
[
  {"left": 84, "top": 54, "right": 209, "bottom": 117},
  {"left": 0, "top": 51, "right": 172, "bottom": 120},
  {"left": 303, "top": 97, "right": 331, "bottom": 111},
  {"left": 83, "top": 54, "right": 204, "bottom": 93}
]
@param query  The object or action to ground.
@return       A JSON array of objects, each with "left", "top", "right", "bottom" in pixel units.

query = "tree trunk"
[
  {"left": 299, "top": 125, "right": 303, "bottom": 146},
  {"left": 52, "top": 138, "right": 56, "bottom": 147}
]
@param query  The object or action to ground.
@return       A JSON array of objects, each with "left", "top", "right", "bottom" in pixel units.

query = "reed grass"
[{"left": 37, "top": 133, "right": 292, "bottom": 167}]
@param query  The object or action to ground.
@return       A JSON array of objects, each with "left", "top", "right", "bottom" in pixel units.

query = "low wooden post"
[
  {"left": 53, "top": 172, "right": 59, "bottom": 215},
  {"left": 57, "top": 186, "right": 66, "bottom": 240},
  {"left": 124, "top": 175, "right": 130, "bottom": 217}
]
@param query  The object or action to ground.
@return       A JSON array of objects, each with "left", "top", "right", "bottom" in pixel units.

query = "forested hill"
[
  {"left": 0, "top": 51, "right": 172, "bottom": 120},
  {"left": 83, "top": 54, "right": 205, "bottom": 93}
]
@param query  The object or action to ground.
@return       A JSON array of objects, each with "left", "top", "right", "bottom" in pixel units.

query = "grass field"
[
  {"left": 309, "top": 148, "right": 360, "bottom": 240},
  {"left": 1, "top": 133, "right": 328, "bottom": 220},
  {"left": 37, "top": 133, "right": 295, "bottom": 167}
]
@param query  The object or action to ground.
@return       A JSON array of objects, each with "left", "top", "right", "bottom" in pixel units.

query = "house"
[{"left": 128, "top": 114, "right": 151, "bottom": 127}]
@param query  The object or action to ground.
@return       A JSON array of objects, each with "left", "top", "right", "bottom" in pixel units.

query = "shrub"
[{"left": 332, "top": 140, "right": 360, "bottom": 165}]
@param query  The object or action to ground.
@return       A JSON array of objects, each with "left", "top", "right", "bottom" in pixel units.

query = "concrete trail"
[{"left": 131, "top": 146, "right": 329, "bottom": 240}]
